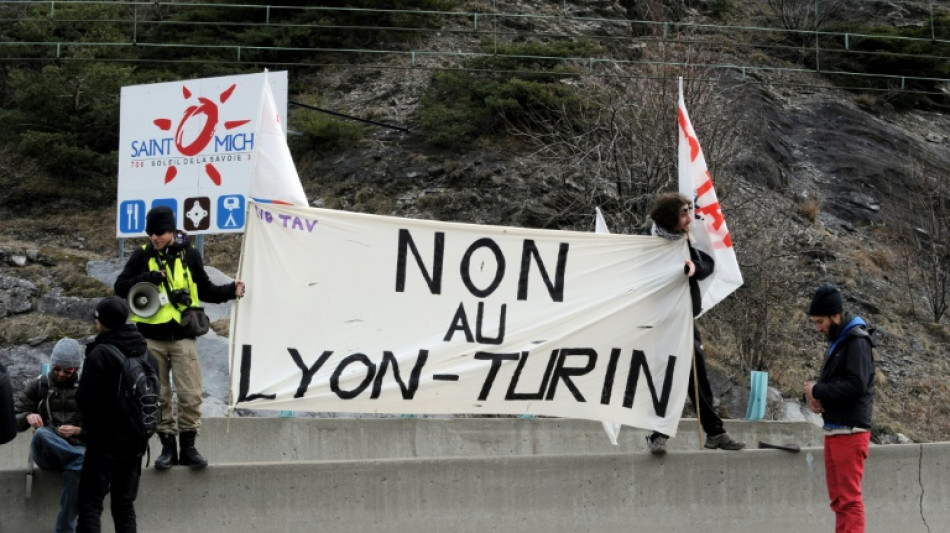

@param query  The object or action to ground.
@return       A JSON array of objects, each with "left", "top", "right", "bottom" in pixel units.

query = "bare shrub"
[
  {"left": 0, "top": 315, "right": 88, "bottom": 346},
  {"left": 507, "top": 41, "right": 743, "bottom": 232},
  {"left": 707, "top": 190, "right": 818, "bottom": 373},
  {"left": 903, "top": 163, "right": 950, "bottom": 323},
  {"left": 756, "top": 0, "right": 847, "bottom": 64},
  {"left": 866, "top": 247, "right": 893, "bottom": 272},
  {"left": 758, "top": 337, "right": 813, "bottom": 397},
  {"left": 854, "top": 93, "right": 879, "bottom": 111},
  {"left": 902, "top": 376, "right": 950, "bottom": 441},
  {"left": 796, "top": 197, "right": 820, "bottom": 223},
  {"left": 759, "top": 0, "right": 845, "bottom": 34}
]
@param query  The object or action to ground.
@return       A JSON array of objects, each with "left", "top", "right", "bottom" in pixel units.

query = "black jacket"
[
  {"left": 811, "top": 315, "right": 875, "bottom": 429},
  {"left": 640, "top": 224, "right": 714, "bottom": 317},
  {"left": 14, "top": 368, "right": 84, "bottom": 446},
  {"left": 114, "top": 242, "right": 236, "bottom": 341},
  {"left": 685, "top": 243, "right": 714, "bottom": 317},
  {"left": 76, "top": 324, "right": 157, "bottom": 453}
]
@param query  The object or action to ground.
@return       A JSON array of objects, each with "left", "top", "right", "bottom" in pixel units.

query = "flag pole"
[
  {"left": 692, "top": 336, "right": 704, "bottom": 450},
  {"left": 226, "top": 71, "right": 270, "bottom": 433},
  {"left": 680, "top": 76, "right": 704, "bottom": 450},
  {"left": 226, "top": 200, "right": 253, "bottom": 435},
  {"left": 679, "top": 76, "right": 683, "bottom": 111}
]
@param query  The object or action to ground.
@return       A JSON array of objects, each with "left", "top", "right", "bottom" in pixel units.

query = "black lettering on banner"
[
  {"left": 544, "top": 348, "right": 596, "bottom": 401},
  {"left": 474, "top": 351, "right": 519, "bottom": 401},
  {"left": 371, "top": 350, "right": 428, "bottom": 399},
  {"left": 475, "top": 302, "right": 506, "bottom": 344},
  {"left": 444, "top": 303, "right": 474, "bottom": 342},
  {"left": 395, "top": 229, "right": 444, "bottom": 294},
  {"left": 330, "top": 353, "right": 375, "bottom": 399},
  {"left": 623, "top": 350, "right": 676, "bottom": 416},
  {"left": 506, "top": 349, "right": 558, "bottom": 400},
  {"left": 288, "top": 348, "right": 333, "bottom": 398},
  {"left": 444, "top": 302, "right": 508, "bottom": 344},
  {"left": 460, "top": 238, "right": 504, "bottom": 298},
  {"left": 517, "top": 240, "right": 569, "bottom": 302},
  {"left": 237, "top": 345, "right": 276, "bottom": 402},
  {"left": 600, "top": 348, "right": 622, "bottom": 404}
]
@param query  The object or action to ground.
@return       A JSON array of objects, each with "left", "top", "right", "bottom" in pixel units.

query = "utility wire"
[
  {"left": 3, "top": 38, "right": 949, "bottom": 90},
  {"left": 289, "top": 100, "right": 410, "bottom": 132},
  {"left": 3, "top": 0, "right": 950, "bottom": 46},
  {"left": 3, "top": 1, "right": 950, "bottom": 92},
  {"left": 2, "top": 52, "right": 946, "bottom": 97}
]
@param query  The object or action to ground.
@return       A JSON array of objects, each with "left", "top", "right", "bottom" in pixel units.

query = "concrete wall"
[
  {"left": 2, "top": 442, "right": 947, "bottom": 533},
  {"left": 4, "top": 418, "right": 942, "bottom": 532},
  {"left": 0, "top": 416, "right": 826, "bottom": 469}
]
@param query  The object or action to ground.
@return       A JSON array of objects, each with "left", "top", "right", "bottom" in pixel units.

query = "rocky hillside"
[{"left": 3, "top": 0, "right": 950, "bottom": 442}]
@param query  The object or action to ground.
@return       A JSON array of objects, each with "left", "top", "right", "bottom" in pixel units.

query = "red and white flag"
[
  {"left": 677, "top": 78, "right": 742, "bottom": 315},
  {"left": 248, "top": 71, "right": 308, "bottom": 206}
]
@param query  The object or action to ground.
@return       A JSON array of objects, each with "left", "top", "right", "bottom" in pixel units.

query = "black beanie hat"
[
  {"left": 808, "top": 284, "right": 843, "bottom": 316},
  {"left": 145, "top": 206, "right": 176, "bottom": 235},
  {"left": 95, "top": 296, "right": 130, "bottom": 330}
]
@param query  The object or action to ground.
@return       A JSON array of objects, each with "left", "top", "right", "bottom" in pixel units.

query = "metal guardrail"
[{"left": 1, "top": 1, "right": 950, "bottom": 93}]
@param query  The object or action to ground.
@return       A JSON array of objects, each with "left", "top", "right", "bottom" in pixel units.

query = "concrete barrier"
[
  {"left": 2, "top": 442, "right": 947, "bottom": 533},
  {"left": 0, "top": 416, "right": 825, "bottom": 469}
]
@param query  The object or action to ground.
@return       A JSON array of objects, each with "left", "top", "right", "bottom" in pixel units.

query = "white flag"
[
  {"left": 248, "top": 71, "right": 308, "bottom": 206},
  {"left": 677, "top": 78, "right": 742, "bottom": 315},
  {"left": 594, "top": 207, "right": 611, "bottom": 235}
]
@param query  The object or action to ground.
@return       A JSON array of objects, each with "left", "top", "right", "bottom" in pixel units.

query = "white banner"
[
  {"left": 230, "top": 204, "right": 695, "bottom": 435},
  {"left": 678, "top": 78, "right": 743, "bottom": 314}
]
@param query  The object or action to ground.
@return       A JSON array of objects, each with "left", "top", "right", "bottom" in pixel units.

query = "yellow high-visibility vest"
[{"left": 130, "top": 245, "right": 199, "bottom": 325}]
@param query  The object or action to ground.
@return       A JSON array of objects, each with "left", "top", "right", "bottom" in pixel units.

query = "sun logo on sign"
[{"left": 151, "top": 83, "right": 252, "bottom": 185}]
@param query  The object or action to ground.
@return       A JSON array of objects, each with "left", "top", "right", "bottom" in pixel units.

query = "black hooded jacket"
[
  {"left": 76, "top": 323, "right": 157, "bottom": 454},
  {"left": 811, "top": 314, "right": 875, "bottom": 429}
]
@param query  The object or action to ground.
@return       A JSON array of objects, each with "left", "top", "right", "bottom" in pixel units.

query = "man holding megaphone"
[{"left": 114, "top": 206, "right": 245, "bottom": 470}]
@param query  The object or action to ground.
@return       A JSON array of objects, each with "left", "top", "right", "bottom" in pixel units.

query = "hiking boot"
[
  {"left": 705, "top": 432, "right": 746, "bottom": 450},
  {"left": 646, "top": 433, "right": 668, "bottom": 455},
  {"left": 178, "top": 431, "right": 208, "bottom": 469},
  {"left": 155, "top": 433, "right": 178, "bottom": 470}
]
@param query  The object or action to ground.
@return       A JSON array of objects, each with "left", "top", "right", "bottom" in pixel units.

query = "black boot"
[
  {"left": 178, "top": 431, "right": 208, "bottom": 469},
  {"left": 155, "top": 433, "right": 178, "bottom": 470}
]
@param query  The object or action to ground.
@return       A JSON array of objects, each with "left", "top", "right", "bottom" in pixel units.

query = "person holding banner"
[
  {"left": 643, "top": 192, "right": 745, "bottom": 455},
  {"left": 114, "top": 206, "right": 245, "bottom": 470},
  {"left": 805, "top": 284, "right": 875, "bottom": 533}
]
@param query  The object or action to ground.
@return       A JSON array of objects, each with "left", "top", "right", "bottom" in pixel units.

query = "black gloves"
[{"left": 146, "top": 271, "right": 165, "bottom": 285}]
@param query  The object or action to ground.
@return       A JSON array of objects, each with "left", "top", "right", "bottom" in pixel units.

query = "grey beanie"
[{"left": 51, "top": 338, "right": 84, "bottom": 369}]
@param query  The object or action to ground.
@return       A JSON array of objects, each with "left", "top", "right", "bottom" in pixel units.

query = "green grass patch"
[
  {"left": 416, "top": 40, "right": 600, "bottom": 148},
  {"left": 815, "top": 17, "right": 950, "bottom": 108}
]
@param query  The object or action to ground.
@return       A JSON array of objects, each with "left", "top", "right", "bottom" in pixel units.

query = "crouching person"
[
  {"left": 76, "top": 297, "right": 158, "bottom": 533},
  {"left": 15, "top": 338, "right": 87, "bottom": 533}
]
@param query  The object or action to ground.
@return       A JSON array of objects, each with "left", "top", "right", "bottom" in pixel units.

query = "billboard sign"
[{"left": 116, "top": 71, "right": 288, "bottom": 237}]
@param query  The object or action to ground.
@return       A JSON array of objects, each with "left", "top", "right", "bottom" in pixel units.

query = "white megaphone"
[{"left": 127, "top": 282, "right": 168, "bottom": 318}]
